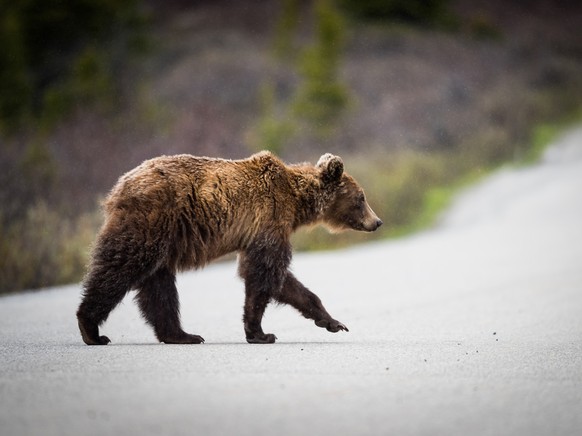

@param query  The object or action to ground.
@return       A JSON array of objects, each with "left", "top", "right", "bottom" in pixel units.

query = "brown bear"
[{"left": 77, "top": 151, "right": 382, "bottom": 345}]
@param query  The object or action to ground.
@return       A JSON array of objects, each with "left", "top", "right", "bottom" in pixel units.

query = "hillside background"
[{"left": 1, "top": 0, "right": 581, "bottom": 293}]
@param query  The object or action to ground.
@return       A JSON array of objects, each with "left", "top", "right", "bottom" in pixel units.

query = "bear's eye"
[{"left": 352, "top": 195, "right": 365, "bottom": 211}]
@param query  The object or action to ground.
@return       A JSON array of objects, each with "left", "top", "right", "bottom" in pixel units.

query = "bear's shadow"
[{"left": 88, "top": 341, "right": 354, "bottom": 347}]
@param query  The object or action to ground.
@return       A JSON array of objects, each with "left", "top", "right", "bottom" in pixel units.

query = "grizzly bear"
[{"left": 77, "top": 151, "right": 382, "bottom": 345}]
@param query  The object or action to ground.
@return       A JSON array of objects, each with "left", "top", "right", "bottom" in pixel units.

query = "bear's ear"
[{"left": 317, "top": 153, "right": 344, "bottom": 183}]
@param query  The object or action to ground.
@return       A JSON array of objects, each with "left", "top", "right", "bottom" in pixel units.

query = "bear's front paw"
[
  {"left": 315, "top": 319, "right": 349, "bottom": 333},
  {"left": 246, "top": 333, "right": 277, "bottom": 344},
  {"left": 97, "top": 335, "right": 112, "bottom": 345}
]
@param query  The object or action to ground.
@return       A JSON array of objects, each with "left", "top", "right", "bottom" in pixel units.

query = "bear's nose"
[{"left": 366, "top": 218, "right": 383, "bottom": 232}]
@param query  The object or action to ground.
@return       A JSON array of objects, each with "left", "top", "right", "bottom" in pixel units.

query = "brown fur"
[{"left": 76, "top": 151, "right": 382, "bottom": 345}]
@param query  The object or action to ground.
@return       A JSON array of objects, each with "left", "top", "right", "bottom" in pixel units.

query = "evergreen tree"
[
  {"left": 293, "top": 0, "right": 349, "bottom": 136},
  {"left": 248, "top": 81, "right": 294, "bottom": 155},
  {"left": 0, "top": 0, "right": 146, "bottom": 134}
]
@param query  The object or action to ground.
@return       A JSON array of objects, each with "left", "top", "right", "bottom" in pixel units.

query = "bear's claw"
[{"left": 315, "top": 319, "right": 349, "bottom": 333}]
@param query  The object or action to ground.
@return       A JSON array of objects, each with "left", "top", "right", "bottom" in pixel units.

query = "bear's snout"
[
  {"left": 370, "top": 218, "right": 383, "bottom": 231},
  {"left": 363, "top": 217, "right": 383, "bottom": 232},
  {"left": 362, "top": 204, "right": 383, "bottom": 232}
]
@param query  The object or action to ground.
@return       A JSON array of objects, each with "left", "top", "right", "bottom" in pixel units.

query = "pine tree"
[{"left": 292, "top": 0, "right": 349, "bottom": 136}]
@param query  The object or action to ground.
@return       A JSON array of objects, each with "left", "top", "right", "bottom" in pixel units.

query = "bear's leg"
[
  {"left": 243, "top": 290, "right": 276, "bottom": 344},
  {"left": 238, "top": 240, "right": 291, "bottom": 344},
  {"left": 275, "top": 273, "right": 349, "bottom": 333},
  {"left": 135, "top": 267, "right": 204, "bottom": 344},
  {"left": 77, "top": 265, "right": 133, "bottom": 345}
]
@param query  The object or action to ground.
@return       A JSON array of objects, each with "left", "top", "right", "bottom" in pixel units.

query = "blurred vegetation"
[
  {"left": 273, "top": 0, "right": 301, "bottom": 62},
  {"left": 0, "top": 0, "right": 148, "bottom": 294},
  {"left": 292, "top": 0, "right": 349, "bottom": 136},
  {"left": 293, "top": 105, "right": 582, "bottom": 251},
  {"left": 340, "top": 0, "right": 458, "bottom": 29},
  {"left": 0, "top": 203, "right": 99, "bottom": 293},
  {"left": 249, "top": 0, "right": 350, "bottom": 152},
  {"left": 1, "top": 0, "right": 582, "bottom": 293},
  {"left": 292, "top": 115, "right": 580, "bottom": 251},
  {"left": 248, "top": 81, "right": 295, "bottom": 155},
  {"left": 0, "top": 0, "right": 147, "bottom": 133}
]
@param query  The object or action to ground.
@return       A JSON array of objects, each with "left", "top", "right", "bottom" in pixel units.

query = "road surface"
[{"left": 1, "top": 127, "right": 582, "bottom": 436}]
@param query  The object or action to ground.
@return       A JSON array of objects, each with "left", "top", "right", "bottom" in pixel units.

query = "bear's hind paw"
[
  {"left": 246, "top": 333, "right": 277, "bottom": 344},
  {"left": 160, "top": 333, "right": 205, "bottom": 344},
  {"left": 83, "top": 335, "right": 111, "bottom": 345}
]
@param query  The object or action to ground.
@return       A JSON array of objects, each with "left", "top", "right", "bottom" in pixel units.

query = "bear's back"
[
  {"left": 105, "top": 153, "right": 284, "bottom": 210},
  {"left": 101, "top": 152, "right": 297, "bottom": 268}
]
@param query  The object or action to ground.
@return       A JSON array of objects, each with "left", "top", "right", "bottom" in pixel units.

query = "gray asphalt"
[{"left": 2, "top": 128, "right": 582, "bottom": 436}]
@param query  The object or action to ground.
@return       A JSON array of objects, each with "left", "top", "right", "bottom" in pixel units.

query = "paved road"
[{"left": 2, "top": 128, "right": 582, "bottom": 436}]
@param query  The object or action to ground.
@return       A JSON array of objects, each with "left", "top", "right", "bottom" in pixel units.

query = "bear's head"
[{"left": 316, "top": 153, "right": 383, "bottom": 233}]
